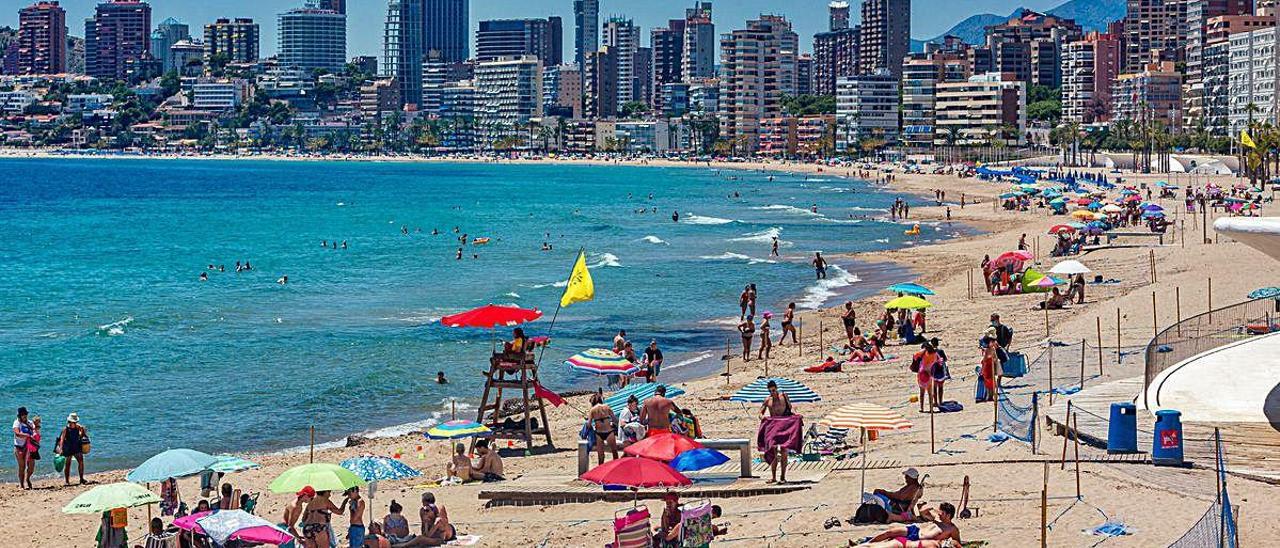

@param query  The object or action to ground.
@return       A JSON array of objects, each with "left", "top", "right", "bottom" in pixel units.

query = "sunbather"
[
  {"left": 871, "top": 468, "right": 925, "bottom": 523},
  {"left": 471, "top": 439, "right": 504, "bottom": 482},
  {"left": 446, "top": 443, "right": 472, "bottom": 481},
  {"left": 851, "top": 503, "right": 960, "bottom": 548}
]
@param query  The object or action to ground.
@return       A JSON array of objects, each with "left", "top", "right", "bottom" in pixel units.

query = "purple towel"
[{"left": 757, "top": 415, "right": 804, "bottom": 464}]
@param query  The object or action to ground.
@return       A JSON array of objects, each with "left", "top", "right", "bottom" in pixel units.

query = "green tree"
[{"left": 781, "top": 94, "right": 836, "bottom": 116}]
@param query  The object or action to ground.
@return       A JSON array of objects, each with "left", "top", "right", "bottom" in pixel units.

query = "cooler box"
[
  {"left": 1107, "top": 402, "right": 1138, "bottom": 453},
  {"left": 1001, "top": 352, "right": 1028, "bottom": 378},
  {"left": 1152, "top": 409, "right": 1184, "bottom": 466}
]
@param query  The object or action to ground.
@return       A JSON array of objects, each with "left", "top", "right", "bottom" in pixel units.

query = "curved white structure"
[
  {"left": 1145, "top": 332, "right": 1280, "bottom": 428},
  {"left": 1214, "top": 217, "right": 1280, "bottom": 260}
]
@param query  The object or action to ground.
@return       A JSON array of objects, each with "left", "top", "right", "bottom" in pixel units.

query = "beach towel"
[
  {"left": 446, "top": 534, "right": 482, "bottom": 546},
  {"left": 679, "top": 501, "right": 714, "bottom": 548},
  {"left": 757, "top": 415, "right": 805, "bottom": 465},
  {"left": 614, "top": 507, "right": 652, "bottom": 548}
]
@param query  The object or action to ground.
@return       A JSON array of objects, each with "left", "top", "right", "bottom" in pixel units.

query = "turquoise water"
[{"left": 0, "top": 158, "right": 963, "bottom": 473}]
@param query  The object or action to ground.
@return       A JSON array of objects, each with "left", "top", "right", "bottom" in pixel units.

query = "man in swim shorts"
[{"left": 851, "top": 503, "right": 960, "bottom": 548}]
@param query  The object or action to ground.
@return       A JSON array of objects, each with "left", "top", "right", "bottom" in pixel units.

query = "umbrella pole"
[
  {"left": 310, "top": 425, "right": 315, "bottom": 464},
  {"left": 860, "top": 428, "right": 868, "bottom": 497}
]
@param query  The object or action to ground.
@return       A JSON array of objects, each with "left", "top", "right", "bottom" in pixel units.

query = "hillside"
[{"left": 913, "top": 0, "right": 1125, "bottom": 50}]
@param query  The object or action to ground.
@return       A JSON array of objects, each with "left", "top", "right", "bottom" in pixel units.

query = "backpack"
[{"left": 853, "top": 503, "right": 889, "bottom": 525}]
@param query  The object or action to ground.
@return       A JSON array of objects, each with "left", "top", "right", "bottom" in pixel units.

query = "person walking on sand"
[
  {"left": 55, "top": 412, "right": 87, "bottom": 486},
  {"left": 1017, "top": 234, "right": 1028, "bottom": 251},
  {"left": 760, "top": 381, "right": 794, "bottom": 484},
  {"left": 13, "top": 407, "right": 31, "bottom": 489},
  {"left": 778, "top": 303, "right": 799, "bottom": 346},
  {"left": 747, "top": 284, "right": 758, "bottom": 318},
  {"left": 588, "top": 393, "right": 619, "bottom": 464},
  {"left": 813, "top": 252, "right": 828, "bottom": 280},
  {"left": 737, "top": 315, "right": 756, "bottom": 362},
  {"left": 757, "top": 312, "right": 773, "bottom": 360},
  {"left": 23, "top": 415, "right": 40, "bottom": 488}
]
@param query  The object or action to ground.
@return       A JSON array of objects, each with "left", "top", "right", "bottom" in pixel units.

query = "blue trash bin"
[
  {"left": 1107, "top": 402, "right": 1138, "bottom": 453},
  {"left": 1152, "top": 409, "right": 1184, "bottom": 466}
]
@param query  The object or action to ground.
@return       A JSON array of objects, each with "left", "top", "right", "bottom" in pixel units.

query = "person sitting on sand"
[
  {"left": 640, "top": 385, "right": 681, "bottom": 436},
  {"left": 871, "top": 468, "right": 926, "bottom": 523},
  {"left": 588, "top": 393, "right": 619, "bottom": 464},
  {"left": 363, "top": 522, "right": 391, "bottom": 548},
  {"left": 389, "top": 492, "right": 456, "bottom": 547},
  {"left": 851, "top": 503, "right": 960, "bottom": 548},
  {"left": 619, "top": 395, "right": 646, "bottom": 445},
  {"left": 654, "top": 492, "right": 682, "bottom": 548},
  {"left": 446, "top": 443, "right": 472, "bottom": 481},
  {"left": 471, "top": 439, "right": 503, "bottom": 481},
  {"left": 382, "top": 500, "right": 414, "bottom": 545}
]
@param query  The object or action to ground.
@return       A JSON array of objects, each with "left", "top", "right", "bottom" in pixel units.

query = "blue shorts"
[{"left": 348, "top": 524, "right": 366, "bottom": 548}]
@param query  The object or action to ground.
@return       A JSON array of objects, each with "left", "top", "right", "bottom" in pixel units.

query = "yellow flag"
[
  {"left": 560, "top": 250, "right": 595, "bottom": 308},
  {"left": 1241, "top": 129, "right": 1257, "bottom": 149}
]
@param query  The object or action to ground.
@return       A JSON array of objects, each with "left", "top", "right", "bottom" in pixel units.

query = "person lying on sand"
[{"left": 851, "top": 503, "right": 960, "bottom": 548}]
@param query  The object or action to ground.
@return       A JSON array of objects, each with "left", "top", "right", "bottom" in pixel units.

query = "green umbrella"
[
  {"left": 62, "top": 482, "right": 161, "bottom": 514},
  {"left": 267, "top": 463, "right": 367, "bottom": 494}
]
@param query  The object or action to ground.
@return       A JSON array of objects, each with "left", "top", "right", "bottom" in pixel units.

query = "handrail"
[{"left": 1142, "top": 297, "right": 1278, "bottom": 408}]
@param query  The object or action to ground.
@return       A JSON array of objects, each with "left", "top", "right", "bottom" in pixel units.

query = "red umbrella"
[
  {"left": 1047, "top": 225, "right": 1076, "bottom": 235},
  {"left": 440, "top": 304, "right": 542, "bottom": 328},
  {"left": 1075, "top": 198, "right": 1093, "bottom": 206},
  {"left": 580, "top": 457, "right": 692, "bottom": 488},
  {"left": 991, "top": 250, "right": 1034, "bottom": 269},
  {"left": 622, "top": 433, "right": 705, "bottom": 461}
]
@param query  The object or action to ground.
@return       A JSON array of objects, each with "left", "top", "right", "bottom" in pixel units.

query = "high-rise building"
[
  {"left": 901, "top": 39, "right": 974, "bottom": 147},
  {"left": 836, "top": 71, "right": 900, "bottom": 150},
  {"left": 18, "top": 1, "right": 67, "bottom": 75},
  {"left": 360, "top": 78, "right": 400, "bottom": 119},
  {"left": 1063, "top": 31, "right": 1122, "bottom": 124},
  {"left": 797, "top": 54, "right": 814, "bottom": 95},
  {"left": 935, "top": 73, "right": 1026, "bottom": 145},
  {"left": 319, "top": 0, "right": 346, "bottom": 15},
  {"left": 813, "top": 20, "right": 860, "bottom": 96},
  {"left": 278, "top": 7, "right": 346, "bottom": 73},
  {"left": 859, "top": 0, "right": 910, "bottom": 79},
  {"left": 419, "top": 50, "right": 471, "bottom": 113},
  {"left": 85, "top": 0, "right": 152, "bottom": 81},
  {"left": 425, "top": 0, "right": 469, "bottom": 63},
  {"left": 682, "top": 2, "right": 715, "bottom": 80},
  {"left": 384, "top": 0, "right": 424, "bottom": 106},
  {"left": 543, "top": 63, "right": 582, "bottom": 117},
  {"left": 830, "top": 1, "right": 851, "bottom": 31},
  {"left": 1202, "top": 14, "right": 1274, "bottom": 134},
  {"left": 634, "top": 46, "right": 653, "bottom": 107},
  {"left": 476, "top": 18, "right": 562, "bottom": 65},
  {"left": 149, "top": 17, "right": 187, "bottom": 73},
  {"left": 1184, "top": 0, "right": 1254, "bottom": 127},
  {"left": 603, "top": 18, "right": 640, "bottom": 107},
  {"left": 1122, "top": 0, "right": 1190, "bottom": 71},
  {"left": 473, "top": 56, "right": 542, "bottom": 148},
  {"left": 652, "top": 20, "right": 685, "bottom": 109},
  {"left": 1112, "top": 61, "right": 1183, "bottom": 127},
  {"left": 984, "top": 9, "right": 1083, "bottom": 87},
  {"left": 439, "top": 80, "right": 476, "bottom": 150},
  {"left": 1227, "top": 27, "right": 1279, "bottom": 133},
  {"left": 583, "top": 46, "right": 618, "bottom": 118},
  {"left": 204, "top": 18, "right": 259, "bottom": 64},
  {"left": 573, "top": 0, "right": 599, "bottom": 66},
  {"left": 168, "top": 39, "right": 203, "bottom": 75},
  {"left": 720, "top": 15, "right": 799, "bottom": 151}
]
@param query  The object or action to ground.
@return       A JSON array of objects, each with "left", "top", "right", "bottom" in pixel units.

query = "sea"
[{"left": 0, "top": 158, "right": 968, "bottom": 474}]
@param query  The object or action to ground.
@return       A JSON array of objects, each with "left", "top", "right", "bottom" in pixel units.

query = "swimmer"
[
  {"left": 321, "top": 240, "right": 327, "bottom": 248},
  {"left": 341, "top": 240, "right": 347, "bottom": 250},
  {"left": 437, "top": 371, "right": 448, "bottom": 384},
  {"left": 218, "top": 265, "right": 225, "bottom": 272},
  {"left": 277, "top": 275, "right": 287, "bottom": 285},
  {"left": 199, "top": 272, "right": 208, "bottom": 281},
  {"left": 244, "top": 261, "right": 252, "bottom": 270},
  {"left": 456, "top": 248, "right": 463, "bottom": 260},
  {"left": 672, "top": 210, "right": 679, "bottom": 222}
]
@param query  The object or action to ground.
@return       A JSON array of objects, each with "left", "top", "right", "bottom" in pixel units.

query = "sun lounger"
[{"left": 613, "top": 507, "right": 652, "bottom": 548}]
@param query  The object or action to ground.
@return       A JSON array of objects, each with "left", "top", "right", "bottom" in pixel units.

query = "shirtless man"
[
  {"left": 760, "top": 381, "right": 793, "bottom": 484},
  {"left": 852, "top": 503, "right": 961, "bottom": 548},
  {"left": 471, "top": 439, "right": 503, "bottom": 481},
  {"left": 874, "top": 468, "right": 925, "bottom": 522},
  {"left": 283, "top": 486, "right": 315, "bottom": 542},
  {"left": 587, "top": 393, "right": 619, "bottom": 464},
  {"left": 340, "top": 486, "right": 367, "bottom": 548},
  {"left": 639, "top": 385, "right": 680, "bottom": 436}
]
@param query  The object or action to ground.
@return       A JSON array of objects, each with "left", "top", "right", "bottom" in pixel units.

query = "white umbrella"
[
  {"left": 1101, "top": 203, "right": 1123, "bottom": 213},
  {"left": 1049, "top": 260, "right": 1092, "bottom": 276}
]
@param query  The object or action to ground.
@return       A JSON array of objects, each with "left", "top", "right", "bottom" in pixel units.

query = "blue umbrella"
[
  {"left": 886, "top": 282, "right": 935, "bottom": 296},
  {"left": 605, "top": 382, "right": 686, "bottom": 415},
  {"left": 670, "top": 448, "right": 730, "bottom": 472},
  {"left": 339, "top": 456, "right": 423, "bottom": 482},
  {"left": 127, "top": 449, "right": 218, "bottom": 483},
  {"left": 210, "top": 455, "right": 260, "bottom": 474},
  {"left": 1248, "top": 287, "right": 1280, "bottom": 300},
  {"left": 730, "top": 377, "right": 820, "bottom": 404},
  {"left": 1142, "top": 210, "right": 1165, "bottom": 219}
]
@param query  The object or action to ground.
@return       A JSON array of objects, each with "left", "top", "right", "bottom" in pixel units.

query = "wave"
[
  {"left": 728, "top": 227, "right": 790, "bottom": 246},
  {"left": 588, "top": 252, "right": 622, "bottom": 268},
  {"left": 683, "top": 214, "right": 734, "bottom": 225},
  {"left": 821, "top": 218, "right": 863, "bottom": 224},
  {"left": 640, "top": 235, "right": 669, "bottom": 245},
  {"left": 699, "top": 252, "right": 777, "bottom": 265},
  {"left": 797, "top": 265, "right": 861, "bottom": 310},
  {"left": 384, "top": 312, "right": 443, "bottom": 325},
  {"left": 752, "top": 204, "right": 819, "bottom": 216},
  {"left": 97, "top": 316, "right": 133, "bottom": 337},
  {"left": 664, "top": 352, "right": 715, "bottom": 372},
  {"left": 504, "top": 292, "right": 521, "bottom": 299},
  {"left": 273, "top": 399, "right": 478, "bottom": 456},
  {"left": 698, "top": 317, "right": 743, "bottom": 327},
  {"left": 874, "top": 238, "right": 890, "bottom": 244},
  {"left": 531, "top": 280, "right": 570, "bottom": 289}
]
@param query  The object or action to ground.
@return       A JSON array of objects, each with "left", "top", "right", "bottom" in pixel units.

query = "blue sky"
[{"left": 1, "top": 0, "right": 1060, "bottom": 57}]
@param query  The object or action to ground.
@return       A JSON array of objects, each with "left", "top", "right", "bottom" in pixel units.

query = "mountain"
[{"left": 912, "top": 0, "right": 1126, "bottom": 51}]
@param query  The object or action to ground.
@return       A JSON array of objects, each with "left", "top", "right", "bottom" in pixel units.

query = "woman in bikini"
[
  {"left": 778, "top": 303, "right": 798, "bottom": 346},
  {"left": 419, "top": 492, "right": 457, "bottom": 545},
  {"left": 757, "top": 312, "right": 773, "bottom": 360},
  {"left": 587, "top": 393, "right": 619, "bottom": 465},
  {"left": 737, "top": 315, "right": 755, "bottom": 362},
  {"left": 301, "top": 490, "right": 340, "bottom": 548},
  {"left": 382, "top": 500, "right": 414, "bottom": 545}
]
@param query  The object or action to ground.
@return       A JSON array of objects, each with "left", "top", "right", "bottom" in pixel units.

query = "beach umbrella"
[
  {"left": 1074, "top": 198, "right": 1094, "bottom": 206},
  {"left": 999, "top": 191, "right": 1022, "bottom": 199},
  {"left": 818, "top": 403, "right": 912, "bottom": 496},
  {"left": 425, "top": 419, "right": 492, "bottom": 440},
  {"left": 1144, "top": 204, "right": 1164, "bottom": 212},
  {"left": 886, "top": 282, "right": 934, "bottom": 296},
  {"left": 1120, "top": 188, "right": 1138, "bottom": 196},
  {"left": 1070, "top": 210, "right": 1097, "bottom": 220},
  {"left": 885, "top": 295, "right": 933, "bottom": 310},
  {"left": 1248, "top": 287, "right": 1280, "bottom": 300},
  {"left": 1033, "top": 276, "right": 1064, "bottom": 288},
  {"left": 209, "top": 455, "right": 259, "bottom": 474},
  {"left": 1101, "top": 204, "right": 1123, "bottom": 213},
  {"left": 1049, "top": 197, "right": 1068, "bottom": 205},
  {"left": 623, "top": 432, "right": 705, "bottom": 461},
  {"left": 267, "top": 463, "right": 366, "bottom": 494},
  {"left": 62, "top": 482, "right": 161, "bottom": 514},
  {"left": 580, "top": 457, "right": 691, "bottom": 488},
  {"left": 1142, "top": 210, "right": 1165, "bottom": 219},
  {"left": 566, "top": 348, "right": 639, "bottom": 375},
  {"left": 1066, "top": 221, "right": 1087, "bottom": 229},
  {"left": 1049, "top": 260, "right": 1091, "bottom": 276},
  {"left": 729, "top": 377, "right": 820, "bottom": 403},
  {"left": 669, "top": 448, "right": 731, "bottom": 473},
  {"left": 126, "top": 448, "right": 219, "bottom": 483},
  {"left": 1047, "top": 224, "right": 1076, "bottom": 235},
  {"left": 991, "top": 250, "right": 1034, "bottom": 269},
  {"left": 340, "top": 456, "right": 423, "bottom": 482},
  {"left": 605, "top": 383, "right": 685, "bottom": 415},
  {"left": 175, "top": 510, "right": 294, "bottom": 546},
  {"left": 1124, "top": 194, "right": 1141, "bottom": 203},
  {"left": 440, "top": 304, "right": 542, "bottom": 328}
]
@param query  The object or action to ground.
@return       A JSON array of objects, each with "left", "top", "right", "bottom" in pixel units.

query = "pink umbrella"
[
  {"left": 174, "top": 510, "right": 294, "bottom": 546},
  {"left": 991, "top": 250, "right": 1034, "bottom": 269}
]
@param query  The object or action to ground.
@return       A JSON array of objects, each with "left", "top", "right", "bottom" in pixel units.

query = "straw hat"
[{"left": 66, "top": 412, "right": 79, "bottom": 423}]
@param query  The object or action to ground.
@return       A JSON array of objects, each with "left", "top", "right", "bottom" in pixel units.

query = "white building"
[
  {"left": 1228, "top": 27, "right": 1280, "bottom": 135},
  {"left": 440, "top": 80, "right": 476, "bottom": 151},
  {"left": 934, "top": 73, "right": 1026, "bottom": 146},
  {"left": 614, "top": 120, "right": 671, "bottom": 153},
  {"left": 835, "top": 70, "right": 900, "bottom": 151},
  {"left": 473, "top": 56, "right": 542, "bottom": 149},
  {"left": 0, "top": 91, "right": 37, "bottom": 114},
  {"left": 191, "top": 80, "right": 249, "bottom": 111},
  {"left": 66, "top": 93, "right": 115, "bottom": 113},
  {"left": 277, "top": 7, "right": 347, "bottom": 73}
]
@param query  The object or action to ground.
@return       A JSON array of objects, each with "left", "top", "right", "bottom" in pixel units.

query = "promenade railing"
[{"left": 1142, "top": 298, "right": 1278, "bottom": 408}]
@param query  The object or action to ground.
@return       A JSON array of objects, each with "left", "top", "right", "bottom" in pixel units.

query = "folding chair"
[{"left": 613, "top": 506, "right": 652, "bottom": 548}]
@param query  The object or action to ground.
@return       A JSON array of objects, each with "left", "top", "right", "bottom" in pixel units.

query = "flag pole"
[{"left": 535, "top": 248, "right": 587, "bottom": 417}]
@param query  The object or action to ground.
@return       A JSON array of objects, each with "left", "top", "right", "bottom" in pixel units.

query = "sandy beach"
[{"left": 3, "top": 150, "right": 1277, "bottom": 547}]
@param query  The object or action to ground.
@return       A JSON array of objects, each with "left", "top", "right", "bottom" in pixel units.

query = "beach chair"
[
  {"left": 678, "top": 499, "right": 715, "bottom": 548},
  {"left": 613, "top": 507, "right": 652, "bottom": 548}
]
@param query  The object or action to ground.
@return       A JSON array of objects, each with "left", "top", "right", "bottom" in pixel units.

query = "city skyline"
[{"left": 1, "top": 0, "right": 1071, "bottom": 59}]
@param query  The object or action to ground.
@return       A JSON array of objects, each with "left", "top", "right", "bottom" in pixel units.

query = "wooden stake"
[
  {"left": 1044, "top": 293, "right": 1050, "bottom": 338},
  {"left": 1073, "top": 413, "right": 1082, "bottom": 500},
  {"left": 930, "top": 401, "right": 936, "bottom": 454},
  {"left": 1079, "top": 339, "right": 1085, "bottom": 387},
  {"left": 1208, "top": 277, "right": 1213, "bottom": 322},
  {"left": 1061, "top": 401, "right": 1072, "bottom": 470},
  {"left": 1115, "top": 308, "right": 1121, "bottom": 364},
  {"left": 798, "top": 318, "right": 803, "bottom": 357},
  {"left": 818, "top": 319, "right": 823, "bottom": 358},
  {"left": 1047, "top": 343, "right": 1054, "bottom": 406},
  {"left": 309, "top": 425, "right": 315, "bottom": 464},
  {"left": 1095, "top": 317, "right": 1103, "bottom": 376},
  {"left": 993, "top": 375, "right": 1000, "bottom": 433},
  {"left": 1152, "top": 292, "right": 1158, "bottom": 338},
  {"left": 724, "top": 337, "right": 731, "bottom": 385},
  {"left": 1041, "top": 464, "right": 1049, "bottom": 548},
  {"left": 1175, "top": 287, "right": 1181, "bottom": 336}
]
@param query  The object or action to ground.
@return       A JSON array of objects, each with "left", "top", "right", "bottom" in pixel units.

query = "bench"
[
  {"left": 577, "top": 438, "right": 753, "bottom": 478},
  {"left": 1104, "top": 231, "right": 1164, "bottom": 245}
]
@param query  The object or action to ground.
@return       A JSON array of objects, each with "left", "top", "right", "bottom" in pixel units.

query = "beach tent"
[{"left": 1020, "top": 268, "right": 1056, "bottom": 293}]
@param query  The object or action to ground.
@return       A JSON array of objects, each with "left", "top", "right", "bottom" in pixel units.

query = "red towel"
[{"left": 757, "top": 415, "right": 805, "bottom": 464}]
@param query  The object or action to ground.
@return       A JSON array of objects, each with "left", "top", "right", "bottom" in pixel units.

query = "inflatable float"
[{"left": 904, "top": 224, "right": 921, "bottom": 236}]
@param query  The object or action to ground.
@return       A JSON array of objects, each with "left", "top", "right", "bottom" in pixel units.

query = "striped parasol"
[
  {"left": 425, "top": 420, "right": 492, "bottom": 440},
  {"left": 729, "top": 377, "right": 820, "bottom": 403},
  {"left": 818, "top": 403, "right": 913, "bottom": 431},
  {"left": 605, "top": 383, "right": 685, "bottom": 414},
  {"left": 566, "top": 348, "right": 639, "bottom": 375},
  {"left": 210, "top": 455, "right": 260, "bottom": 474}
]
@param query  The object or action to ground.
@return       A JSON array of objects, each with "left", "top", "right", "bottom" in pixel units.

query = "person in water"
[{"left": 672, "top": 210, "right": 679, "bottom": 222}]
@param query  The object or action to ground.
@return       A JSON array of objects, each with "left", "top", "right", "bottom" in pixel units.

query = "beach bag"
[
  {"left": 679, "top": 500, "right": 714, "bottom": 548},
  {"left": 853, "top": 503, "right": 889, "bottom": 524},
  {"left": 909, "top": 353, "right": 921, "bottom": 373},
  {"left": 54, "top": 453, "right": 66, "bottom": 473},
  {"left": 1002, "top": 352, "right": 1028, "bottom": 378},
  {"left": 109, "top": 507, "right": 128, "bottom": 528},
  {"left": 79, "top": 426, "right": 91, "bottom": 455},
  {"left": 974, "top": 367, "right": 990, "bottom": 403}
]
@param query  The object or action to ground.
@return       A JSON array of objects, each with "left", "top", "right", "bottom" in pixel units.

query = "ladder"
[{"left": 473, "top": 351, "right": 554, "bottom": 450}]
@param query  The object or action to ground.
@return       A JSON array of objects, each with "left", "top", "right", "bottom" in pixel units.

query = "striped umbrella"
[
  {"left": 819, "top": 403, "right": 912, "bottom": 496},
  {"left": 210, "top": 455, "right": 260, "bottom": 474},
  {"left": 425, "top": 420, "right": 492, "bottom": 440},
  {"left": 729, "top": 377, "right": 820, "bottom": 404},
  {"left": 339, "top": 456, "right": 423, "bottom": 482},
  {"left": 566, "top": 348, "right": 639, "bottom": 375},
  {"left": 605, "top": 383, "right": 686, "bottom": 414}
]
